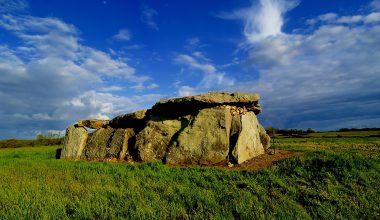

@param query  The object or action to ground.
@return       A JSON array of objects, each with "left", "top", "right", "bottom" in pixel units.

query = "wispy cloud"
[
  {"left": 371, "top": 0, "right": 380, "bottom": 10},
  {"left": 174, "top": 53, "right": 235, "bottom": 96},
  {"left": 308, "top": 12, "right": 380, "bottom": 24},
  {"left": 113, "top": 28, "right": 131, "bottom": 41},
  {"left": 141, "top": 5, "right": 158, "bottom": 30},
  {"left": 0, "top": 0, "right": 28, "bottom": 13},
  {"left": 184, "top": 37, "right": 207, "bottom": 50}
]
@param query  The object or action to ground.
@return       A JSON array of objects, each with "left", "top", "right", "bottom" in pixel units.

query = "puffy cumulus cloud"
[
  {"left": 220, "top": 0, "right": 380, "bottom": 130},
  {"left": 0, "top": 15, "right": 159, "bottom": 139},
  {"left": 174, "top": 53, "right": 235, "bottom": 96},
  {"left": 55, "top": 90, "right": 139, "bottom": 120}
]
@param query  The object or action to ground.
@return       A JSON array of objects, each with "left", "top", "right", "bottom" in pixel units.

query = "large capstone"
[{"left": 152, "top": 92, "right": 261, "bottom": 116}]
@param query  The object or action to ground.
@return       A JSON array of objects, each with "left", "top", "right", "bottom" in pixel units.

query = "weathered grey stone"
[
  {"left": 166, "top": 107, "right": 231, "bottom": 165},
  {"left": 152, "top": 92, "right": 261, "bottom": 116},
  {"left": 231, "top": 112, "right": 265, "bottom": 164},
  {"left": 81, "top": 128, "right": 115, "bottom": 160},
  {"left": 77, "top": 119, "right": 109, "bottom": 129},
  {"left": 61, "top": 91, "right": 269, "bottom": 165},
  {"left": 61, "top": 125, "right": 88, "bottom": 160},
  {"left": 258, "top": 124, "right": 271, "bottom": 151},
  {"left": 246, "top": 103, "right": 262, "bottom": 115},
  {"left": 108, "top": 128, "right": 135, "bottom": 160},
  {"left": 134, "top": 116, "right": 183, "bottom": 162},
  {"left": 156, "top": 92, "right": 260, "bottom": 106},
  {"left": 109, "top": 109, "right": 149, "bottom": 128}
]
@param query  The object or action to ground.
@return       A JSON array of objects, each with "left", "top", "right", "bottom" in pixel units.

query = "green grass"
[{"left": 0, "top": 134, "right": 380, "bottom": 219}]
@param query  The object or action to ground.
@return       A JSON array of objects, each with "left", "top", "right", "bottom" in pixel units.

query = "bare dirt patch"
[
  {"left": 232, "top": 150, "right": 303, "bottom": 170},
  {"left": 110, "top": 149, "right": 303, "bottom": 171},
  {"left": 202, "top": 150, "right": 304, "bottom": 171}
]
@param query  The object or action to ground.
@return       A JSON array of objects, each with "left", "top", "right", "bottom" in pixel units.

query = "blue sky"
[{"left": 0, "top": 0, "right": 380, "bottom": 139}]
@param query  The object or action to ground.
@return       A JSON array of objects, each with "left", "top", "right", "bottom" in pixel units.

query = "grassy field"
[{"left": 0, "top": 131, "right": 379, "bottom": 219}]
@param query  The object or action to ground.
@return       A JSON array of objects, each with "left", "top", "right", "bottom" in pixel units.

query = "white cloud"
[
  {"left": 174, "top": 53, "right": 235, "bottom": 96},
  {"left": 336, "top": 13, "right": 380, "bottom": 24},
  {"left": 56, "top": 90, "right": 139, "bottom": 121},
  {"left": 178, "top": 86, "right": 196, "bottom": 97},
  {"left": 370, "top": 0, "right": 380, "bottom": 10},
  {"left": 130, "top": 82, "right": 159, "bottom": 90},
  {"left": 365, "top": 12, "right": 380, "bottom": 23},
  {"left": 0, "top": 14, "right": 159, "bottom": 138},
  {"left": 99, "top": 85, "right": 124, "bottom": 92},
  {"left": 306, "top": 13, "right": 338, "bottom": 25},
  {"left": 124, "top": 44, "right": 145, "bottom": 50},
  {"left": 218, "top": 0, "right": 380, "bottom": 130},
  {"left": 113, "top": 28, "right": 131, "bottom": 41},
  {"left": 318, "top": 13, "right": 338, "bottom": 22},
  {"left": 240, "top": 0, "right": 299, "bottom": 42},
  {"left": 308, "top": 12, "right": 380, "bottom": 25},
  {"left": 186, "top": 37, "right": 201, "bottom": 49},
  {"left": 175, "top": 54, "right": 216, "bottom": 74},
  {"left": 192, "top": 51, "right": 212, "bottom": 62},
  {"left": 184, "top": 37, "right": 207, "bottom": 50},
  {"left": 337, "top": 15, "right": 364, "bottom": 24},
  {"left": 141, "top": 5, "right": 158, "bottom": 30},
  {"left": 80, "top": 48, "right": 136, "bottom": 78},
  {"left": 0, "top": 0, "right": 28, "bottom": 13},
  {"left": 132, "top": 93, "right": 164, "bottom": 105},
  {"left": 32, "top": 113, "right": 53, "bottom": 120}
]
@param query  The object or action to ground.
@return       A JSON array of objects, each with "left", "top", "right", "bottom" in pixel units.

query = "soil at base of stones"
[
  {"left": 193, "top": 150, "right": 303, "bottom": 171},
  {"left": 100, "top": 150, "right": 303, "bottom": 171}
]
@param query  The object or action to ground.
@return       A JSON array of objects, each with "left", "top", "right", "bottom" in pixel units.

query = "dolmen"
[{"left": 60, "top": 92, "right": 271, "bottom": 165}]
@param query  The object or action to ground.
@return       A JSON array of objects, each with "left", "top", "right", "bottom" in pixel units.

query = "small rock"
[{"left": 77, "top": 119, "right": 109, "bottom": 129}]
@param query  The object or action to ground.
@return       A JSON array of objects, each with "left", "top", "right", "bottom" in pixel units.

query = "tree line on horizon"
[{"left": 265, "top": 127, "right": 380, "bottom": 137}]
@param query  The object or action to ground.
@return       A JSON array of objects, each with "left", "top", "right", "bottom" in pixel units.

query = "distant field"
[
  {"left": 0, "top": 132, "right": 379, "bottom": 219},
  {"left": 304, "top": 130, "right": 379, "bottom": 137},
  {"left": 275, "top": 130, "right": 380, "bottom": 138}
]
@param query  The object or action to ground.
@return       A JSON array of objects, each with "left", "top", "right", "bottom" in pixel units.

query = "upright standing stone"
[
  {"left": 108, "top": 128, "right": 135, "bottom": 160},
  {"left": 61, "top": 125, "right": 88, "bottom": 160},
  {"left": 231, "top": 112, "right": 265, "bottom": 164},
  {"left": 134, "top": 117, "right": 183, "bottom": 161},
  {"left": 81, "top": 128, "right": 115, "bottom": 160},
  {"left": 166, "top": 107, "right": 231, "bottom": 165},
  {"left": 259, "top": 124, "right": 271, "bottom": 151}
]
